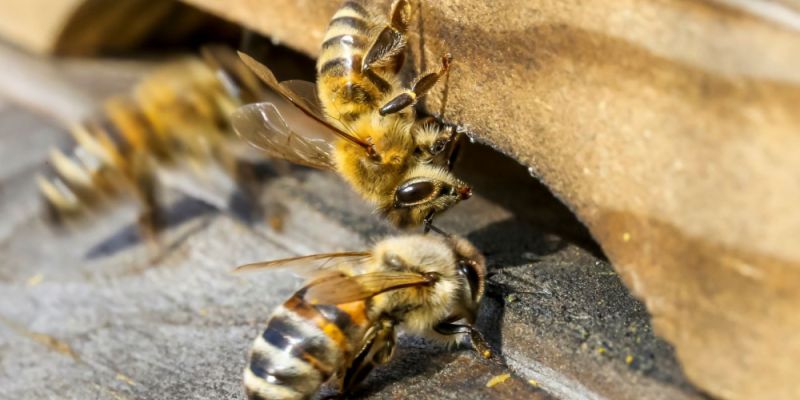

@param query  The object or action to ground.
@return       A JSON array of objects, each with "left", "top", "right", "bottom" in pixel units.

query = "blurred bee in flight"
[
  {"left": 238, "top": 233, "right": 490, "bottom": 400},
  {"left": 37, "top": 46, "right": 274, "bottom": 241},
  {"left": 233, "top": 0, "right": 472, "bottom": 231}
]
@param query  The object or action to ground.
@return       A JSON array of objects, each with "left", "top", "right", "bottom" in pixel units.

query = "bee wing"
[
  {"left": 304, "top": 271, "right": 435, "bottom": 305},
  {"left": 237, "top": 52, "right": 374, "bottom": 152},
  {"left": 235, "top": 251, "right": 372, "bottom": 278},
  {"left": 232, "top": 102, "right": 338, "bottom": 169},
  {"left": 280, "top": 80, "right": 324, "bottom": 117}
]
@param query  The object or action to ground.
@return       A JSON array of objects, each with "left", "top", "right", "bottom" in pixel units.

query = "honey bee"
[
  {"left": 37, "top": 46, "right": 267, "bottom": 240},
  {"left": 233, "top": 0, "right": 472, "bottom": 230},
  {"left": 238, "top": 234, "right": 490, "bottom": 400}
]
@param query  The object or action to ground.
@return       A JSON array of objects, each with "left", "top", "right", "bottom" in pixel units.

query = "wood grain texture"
[{"left": 178, "top": 1, "right": 800, "bottom": 399}]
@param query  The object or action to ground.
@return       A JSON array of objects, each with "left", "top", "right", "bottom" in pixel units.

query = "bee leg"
[
  {"left": 390, "top": 0, "right": 412, "bottom": 32},
  {"left": 423, "top": 212, "right": 435, "bottom": 233},
  {"left": 362, "top": 27, "right": 407, "bottom": 74},
  {"left": 229, "top": 159, "right": 266, "bottom": 226},
  {"left": 362, "top": 0, "right": 411, "bottom": 74},
  {"left": 444, "top": 126, "right": 465, "bottom": 171},
  {"left": 129, "top": 154, "right": 163, "bottom": 247},
  {"left": 433, "top": 322, "right": 493, "bottom": 359},
  {"left": 379, "top": 54, "right": 452, "bottom": 116},
  {"left": 415, "top": 123, "right": 464, "bottom": 169},
  {"left": 412, "top": 53, "right": 452, "bottom": 99},
  {"left": 135, "top": 174, "right": 163, "bottom": 247},
  {"left": 340, "top": 321, "right": 397, "bottom": 394}
]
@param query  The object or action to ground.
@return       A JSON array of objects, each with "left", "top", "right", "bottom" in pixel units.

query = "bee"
[
  {"left": 37, "top": 46, "right": 268, "bottom": 240},
  {"left": 233, "top": 0, "right": 472, "bottom": 230},
  {"left": 238, "top": 234, "right": 490, "bottom": 400}
]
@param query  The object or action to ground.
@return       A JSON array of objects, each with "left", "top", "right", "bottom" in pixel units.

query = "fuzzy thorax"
[{"left": 332, "top": 111, "right": 414, "bottom": 202}]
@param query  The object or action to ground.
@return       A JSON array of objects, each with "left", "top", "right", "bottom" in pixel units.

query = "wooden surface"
[{"left": 0, "top": 49, "right": 704, "bottom": 399}]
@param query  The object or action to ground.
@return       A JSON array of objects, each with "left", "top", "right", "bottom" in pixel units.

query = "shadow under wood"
[
  {"left": 57, "top": 0, "right": 242, "bottom": 56},
  {"left": 454, "top": 141, "right": 604, "bottom": 259},
  {"left": 464, "top": 217, "right": 570, "bottom": 360}
]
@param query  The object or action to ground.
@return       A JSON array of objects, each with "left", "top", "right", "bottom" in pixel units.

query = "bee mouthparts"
[{"left": 459, "top": 186, "right": 473, "bottom": 200}]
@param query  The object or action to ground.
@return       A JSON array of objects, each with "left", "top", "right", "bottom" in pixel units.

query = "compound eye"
[
  {"left": 458, "top": 261, "right": 482, "bottom": 301},
  {"left": 395, "top": 180, "right": 436, "bottom": 205}
]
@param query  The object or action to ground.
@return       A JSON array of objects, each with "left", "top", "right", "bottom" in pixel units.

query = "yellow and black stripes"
[
  {"left": 38, "top": 54, "right": 262, "bottom": 228},
  {"left": 316, "top": 0, "right": 401, "bottom": 122},
  {"left": 37, "top": 116, "right": 133, "bottom": 221},
  {"left": 244, "top": 294, "right": 370, "bottom": 400}
]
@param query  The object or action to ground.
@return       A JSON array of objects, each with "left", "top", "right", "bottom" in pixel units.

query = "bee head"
[
  {"left": 384, "top": 165, "right": 471, "bottom": 227},
  {"left": 370, "top": 235, "right": 486, "bottom": 340}
]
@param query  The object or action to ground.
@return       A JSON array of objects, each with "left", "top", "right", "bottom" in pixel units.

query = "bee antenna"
[{"left": 425, "top": 223, "right": 451, "bottom": 237}]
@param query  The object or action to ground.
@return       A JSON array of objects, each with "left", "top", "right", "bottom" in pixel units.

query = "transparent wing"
[
  {"left": 237, "top": 52, "right": 374, "bottom": 152},
  {"left": 304, "top": 271, "right": 435, "bottom": 305},
  {"left": 280, "top": 80, "right": 324, "bottom": 117},
  {"left": 235, "top": 251, "right": 372, "bottom": 278},
  {"left": 232, "top": 102, "right": 337, "bottom": 170}
]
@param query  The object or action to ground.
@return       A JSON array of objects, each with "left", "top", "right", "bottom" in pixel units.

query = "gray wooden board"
[{"left": 0, "top": 63, "right": 704, "bottom": 400}]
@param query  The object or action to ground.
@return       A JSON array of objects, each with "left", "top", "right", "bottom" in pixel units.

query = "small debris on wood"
[{"left": 486, "top": 373, "right": 511, "bottom": 388}]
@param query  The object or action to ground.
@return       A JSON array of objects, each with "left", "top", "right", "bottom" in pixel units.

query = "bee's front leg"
[
  {"left": 433, "top": 321, "right": 493, "bottom": 359},
  {"left": 423, "top": 212, "right": 450, "bottom": 236},
  {"left": 423, "top": 211, "right": 435, "bottom": 233},
  {"left": 413, "top": 123, "right": 462, "bottom": 169}
]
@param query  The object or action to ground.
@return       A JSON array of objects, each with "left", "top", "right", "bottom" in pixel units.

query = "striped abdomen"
[
  {"left": 38, "top": 57, "right": 252, "bottom": 222},
  {"left": 316, "top": 1, "right": 395, "bottom": 123},
  {"left": 37, "top": 98, "right": 151, "bottom": 221},
  {"left": 244, "top": 294, "right": 370, "bottom": 400}
]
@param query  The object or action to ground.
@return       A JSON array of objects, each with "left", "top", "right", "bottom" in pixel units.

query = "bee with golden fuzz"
[
  {"left": 238, "top": 234, "right": 490, "bottom": 400},
  {"left": 37, "top": 47, "right": 267, "bottom": 239},
  {"left": 233, "top": 0, "right": 471, "bottom": 230}
]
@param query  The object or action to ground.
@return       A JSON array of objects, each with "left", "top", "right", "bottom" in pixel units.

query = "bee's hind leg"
[
  {"left": 379, "top": 54, "right": 452, "bottom": 116},
  {"left": 362, "top": 0, "right": 412, "bottom": 75},
  {"left": 336, "top": 321, "right": 397, "bottom": 396}
]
